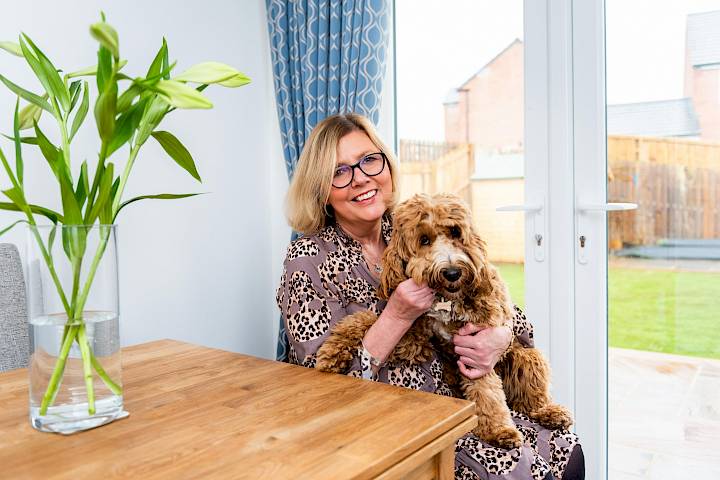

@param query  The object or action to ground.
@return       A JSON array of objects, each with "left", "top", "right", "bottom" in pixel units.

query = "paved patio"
[{"left": 609, "top": 347, "right": 720, "bottom": 479}]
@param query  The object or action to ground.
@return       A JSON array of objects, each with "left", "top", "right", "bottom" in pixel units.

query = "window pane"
[
  {"left": 396, "top": 0, "right": 525, "bottom": 307},
  {"left": 607, "top": 1, "right": 720, "bottom": 476}
]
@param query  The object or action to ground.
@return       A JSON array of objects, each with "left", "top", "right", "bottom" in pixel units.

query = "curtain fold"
[{"left": 267, "top": 0, "right": 390, "bottom": 361}]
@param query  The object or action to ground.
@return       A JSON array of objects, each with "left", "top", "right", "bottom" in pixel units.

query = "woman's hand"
[
  {"left": 453, "top": 324, "right": 512, "bottom": 380},
  {"left": 382, "top": 278, "right": 435, "bottom": 324}
]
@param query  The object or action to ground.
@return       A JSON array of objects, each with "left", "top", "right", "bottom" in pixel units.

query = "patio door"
[
  {"left": 532, "top": 1, "right": 720, "bottom": 478},
  {"left": 396, "top": 0, "right": 610, "bottom": 477}
]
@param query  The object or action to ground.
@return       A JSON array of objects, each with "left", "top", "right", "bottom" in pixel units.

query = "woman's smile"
[{"left": 352, "top": 189, "right": 378, "bottom": 203}]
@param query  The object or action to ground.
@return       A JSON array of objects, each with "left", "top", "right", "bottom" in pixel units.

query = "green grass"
[{"left": 495, "top": 263, "right": 720, "bottom": 360}]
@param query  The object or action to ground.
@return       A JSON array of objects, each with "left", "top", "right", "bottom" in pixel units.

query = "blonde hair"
[{"left": 286, "top": 113, "right": 399, "bottom": 235}]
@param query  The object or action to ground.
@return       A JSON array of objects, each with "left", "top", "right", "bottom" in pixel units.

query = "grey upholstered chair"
[{"left": 0, "top": 243, "right": 30, "bottom": 372}]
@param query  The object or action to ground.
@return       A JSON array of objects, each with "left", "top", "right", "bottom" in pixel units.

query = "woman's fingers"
[
  {"left": 455, "top": 346, "right": 475, "bottom": 359},
  {"left": 458, "top": 323, "right": 484, "bottom": 336},
  {"left": 457, "top": 360, "right": 484, "bottom": 380}
]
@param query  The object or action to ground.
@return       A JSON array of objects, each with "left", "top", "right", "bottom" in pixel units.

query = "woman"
[{"left": 276, "top": 113, "right": 584, "bottom": 480}]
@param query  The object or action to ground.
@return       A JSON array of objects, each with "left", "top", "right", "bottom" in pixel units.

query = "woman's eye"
[
  {"left": 334, "top": 167, "right": 348, "bottom": 177},
  {"left": 420, "top": 235, "right": 431, "bottom": 246},
  {"left": 450, "top": 226, "right": 461, "bottom": 238}
]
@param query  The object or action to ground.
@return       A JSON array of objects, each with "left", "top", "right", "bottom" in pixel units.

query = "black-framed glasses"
[{"left": 331, "top": 152, "right": 387, "bottom": 188}]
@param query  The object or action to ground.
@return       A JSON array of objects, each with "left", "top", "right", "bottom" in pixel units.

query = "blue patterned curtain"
[{"left": 266, "top": 0, "right": 390, "bottom": 361}]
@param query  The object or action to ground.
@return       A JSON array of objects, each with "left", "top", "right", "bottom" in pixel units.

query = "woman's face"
[{"left": 328, "top": 130, "right": 393, "bottom": 228}]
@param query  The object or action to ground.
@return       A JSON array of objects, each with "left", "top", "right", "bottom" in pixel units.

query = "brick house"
[{"left": 444, "top": 10, "right": 720, "bottom": 145}]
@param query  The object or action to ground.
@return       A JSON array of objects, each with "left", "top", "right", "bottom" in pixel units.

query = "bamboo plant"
[{"left": 0, "top": 14, "right": 250, "bottom": 416}]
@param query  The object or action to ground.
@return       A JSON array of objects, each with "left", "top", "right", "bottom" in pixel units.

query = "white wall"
[
  {"left": 0, "top": 1, "right": 395, "bottom": 360},
  {"left": 0, "top": 0, "right": 285, "bottom": 358}
]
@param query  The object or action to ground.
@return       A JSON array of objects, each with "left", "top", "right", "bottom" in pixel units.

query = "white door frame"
[
  {"left": 524, "top": 1, "right": 607, "bottom": 478},
  {"left": 572, "top": 1, "right": 608, "bottom": 479}
]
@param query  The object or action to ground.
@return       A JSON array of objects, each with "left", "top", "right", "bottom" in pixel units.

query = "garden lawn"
[{"left": 495, "top": 263, "right": 720, "bottom": 360}]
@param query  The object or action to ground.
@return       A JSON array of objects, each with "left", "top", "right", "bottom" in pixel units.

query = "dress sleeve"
[
  {"left": 512, "top": 305, "right": 535, "bottom": 348},
  {"left": 276, "top": 239, "right": 352, "bottom": 369}
]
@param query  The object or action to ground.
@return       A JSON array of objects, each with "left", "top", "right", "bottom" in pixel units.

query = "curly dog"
[{"left": 316, "top": 193, "right": 572, "bottom": 449}]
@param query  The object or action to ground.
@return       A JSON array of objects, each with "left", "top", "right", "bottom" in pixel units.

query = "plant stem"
[
  {"left": 39, "top": 325, "right": 78, "bottom": 415},
  {"left": 77, "top": 324, "right": 95, "bottom": 414},
  {"left": 111, "top": 143, "right": 140, "bottom": 217},
  {"left": 28, "top": 224, "right": 70, "bottom": 313},
  {"left": 90, "top": 351, "right": 121, "bottom": 394}
]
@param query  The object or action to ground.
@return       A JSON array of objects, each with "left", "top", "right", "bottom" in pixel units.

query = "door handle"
[
  {"left": 577, "top": 202, "right": 637, "bottom": 212},
  {"left": 496, "top": 199, "right": 546, "bottom": 262},
  {"left": 576, "top": 202, "right": 637, "bottom": 264}
]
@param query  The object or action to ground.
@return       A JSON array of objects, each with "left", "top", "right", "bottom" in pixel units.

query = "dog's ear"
[
  {"left": 378, "top": 234, "right": 408, "bottom": 300},
  {"left": 469, "top": 232, "right": 494, "bottom": 297}
]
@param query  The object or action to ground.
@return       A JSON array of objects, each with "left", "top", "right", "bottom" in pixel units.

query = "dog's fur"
[{"left": 316, "top": 193, "right": 572, "bottom": 449}]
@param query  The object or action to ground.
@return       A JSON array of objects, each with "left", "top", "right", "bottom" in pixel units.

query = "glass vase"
[{"left": 26, "top": 224, "right": 126, "bottom": 434}]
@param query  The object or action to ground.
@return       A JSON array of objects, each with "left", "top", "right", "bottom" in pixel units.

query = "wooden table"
[{"left": 0, "top": 340, "right": 476, "bottom": 479}]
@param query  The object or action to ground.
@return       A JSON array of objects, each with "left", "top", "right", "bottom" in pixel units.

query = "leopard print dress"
[{"left": 276, "top": 217, "right": 581, "bottom": 480}]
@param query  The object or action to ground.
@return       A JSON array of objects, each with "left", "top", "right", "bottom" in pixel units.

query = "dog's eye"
[
  {"left": 420, "top": 235, "right": 431, "bottom": 246},
  {"left": 450, "top": 226, "right": 462, "bottom": 239}
]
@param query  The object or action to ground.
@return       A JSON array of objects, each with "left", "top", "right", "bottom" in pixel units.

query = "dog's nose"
[{"left": 442, "top": 267, "right": 462, "bottom": 282}]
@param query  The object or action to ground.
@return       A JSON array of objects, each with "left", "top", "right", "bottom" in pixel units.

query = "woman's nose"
[{"left": 351, "top": 167, "right": 371, "bottom": 185}]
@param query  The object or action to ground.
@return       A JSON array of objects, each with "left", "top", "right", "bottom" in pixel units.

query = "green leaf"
[
  {"left": 17, "top": 102, "right": 43, "bottom": 130},
  {"left": 219, "top": 74, "right": 252, "bottom": 88},
  {"left": 66, "top": 59, "right": 127, "bottom": 79},
  {"left": 117, "top": 84, "right": 141, "bottom": 113},
  {"left": 87, "top": 162, "right": 114, "bottom": 224},
  {"left": 13, "top": 99, "right": 23, "bottom": 186},
  {"left": 155, "top": 80, "right": 212, "bottom": 109},
  {"left": 69, "top": 80, "right": 82, "bottom": 110},
  {"left": 0, "top": 41, "right": 22, "bottom": 57},
  {"left": 89, "top": 22, "right": 119, "bottom": 60},
  {"left": 135, "top": 95, "right": 170, "bottom": 146},
  {"left": 161, "top": 38, "right": 170, "bottom": 80},
  {"left": 61, "top": 224, "right": 87, "bottom": 262},
  {"left": 142, "top": 60, "right": 177, "bottom": 86},
  {"left": 0, "top": 146, "right": 18, "bottom": 189},
  {"left": 70, "top": 81, "right": 89, "bottom": 141},
  {"left": 104, "top": 177, "right": 120, "bottom": 224},
  {"left": 2, "top": 187, "right": 31, "bottom": 216},
  {"left": 96, "top": 46, "right": 112, "bottom": 92},
  {"left": 0, "top": 202, "right": 63, "bottom": 223},
  {"left": 0, "top": 219, "right": 28, "bottom": 237},
  {"left": 173, "top": 62, "right": 250, "bottom": 86},
  {"left": 150, "top": 131, "right": 201, "bottom": 181},
  {"left": 60, "top": 169, "right": 82, "bottom": 225},
  {"left": 2, "top": 133, "right": 37, "bottom": 145},
  {"left": 115, "top": 192, "right": 202, "bottom": 220},
  {"left": 146, "top": 38, "right": 168, "bottom": 79},
  {"left": 75, "top": 160, "right": 89, "bottom": 209},
  {"left": 0, "top": 74, "right": 52, "bottom": 112},
  {"left": 94, "top": 81, "right": 117, "bottom": 142},
  {"left": 33, "top": 122, "right": 61, "bottom": 178},
  {"left": 107, "top": 97, "right": 146, "bottom": 156},
  {"left": 20, "top": 34, "right": 71, "bottom": 112}
]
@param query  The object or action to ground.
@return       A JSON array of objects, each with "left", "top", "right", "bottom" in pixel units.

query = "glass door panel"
[
  {"left": 606, "top": 1, "right": 720, "bottom": 477},
  {"left": 395, "top": 0, "right": 526, "bottom": 307}
]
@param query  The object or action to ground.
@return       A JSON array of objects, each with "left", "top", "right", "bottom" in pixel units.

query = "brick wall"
[{"left": 444, "top": 40, "right": 524, "bottom": 150}]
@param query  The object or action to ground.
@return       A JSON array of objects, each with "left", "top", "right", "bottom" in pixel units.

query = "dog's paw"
[
  {"left": 474, "top": 424, "right": 524, "bottom": 450},
  {"left": 530, "top": 404, "right": 574, "bottom": 430},
  {"left": 315, "top": 349, "right": 352, "bottom": 374}
]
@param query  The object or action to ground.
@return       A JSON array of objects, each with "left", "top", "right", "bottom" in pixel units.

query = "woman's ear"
[{"left": 378, "top": 235, "right": 407, "bottom": 300}]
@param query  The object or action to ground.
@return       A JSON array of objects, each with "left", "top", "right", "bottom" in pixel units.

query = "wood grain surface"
[{"left": 0, "top": 340, "right": 476, "bottom": 479}]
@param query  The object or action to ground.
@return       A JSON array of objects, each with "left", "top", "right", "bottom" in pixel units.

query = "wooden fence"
[
  {"left": 608, "top": 136, "right": 720, "bottom": 248},
  {"left": 398, "top": 140, "right": 474, "bottom": 204}
]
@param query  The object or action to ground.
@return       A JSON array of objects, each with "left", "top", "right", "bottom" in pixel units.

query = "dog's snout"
[{"left": 442, "top": 267, "right": 462, "bottom": 282}]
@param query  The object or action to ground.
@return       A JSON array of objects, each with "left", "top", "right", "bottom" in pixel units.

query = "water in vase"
[{"left": 29, "top": 311, "right": 125, "bottom": 434}]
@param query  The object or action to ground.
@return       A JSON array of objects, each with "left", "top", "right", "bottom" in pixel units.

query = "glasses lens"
[
  {"left": 359, "top": 153, "right": 385, "bottom": 176},
  {"left": 333, "top": 165, "right": 353, "bottom": 187}
]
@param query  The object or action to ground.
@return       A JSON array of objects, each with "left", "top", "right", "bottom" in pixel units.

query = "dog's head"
[{"left": 378, "top": 193, "right": 493, "bottom": 301}]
